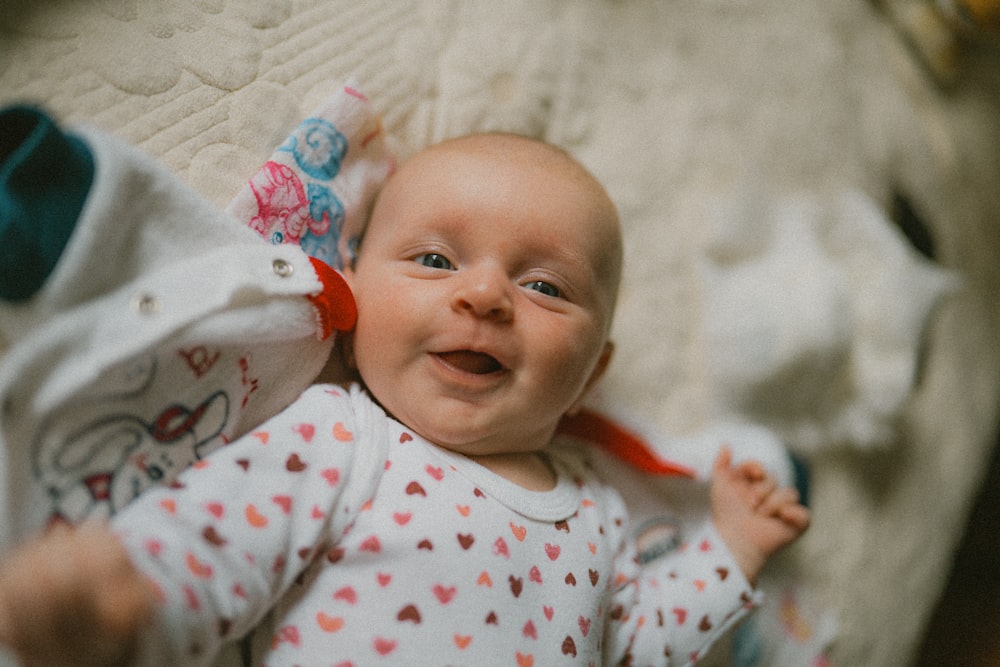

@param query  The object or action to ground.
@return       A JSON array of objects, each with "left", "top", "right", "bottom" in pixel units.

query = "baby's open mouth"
[{"left": 436, "top": 351, "right": 504, "bottom": 375}]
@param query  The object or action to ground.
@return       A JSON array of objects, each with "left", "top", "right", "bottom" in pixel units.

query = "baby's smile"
[{"left": 434, "top": 350, "right": 506, "bottom": 375}]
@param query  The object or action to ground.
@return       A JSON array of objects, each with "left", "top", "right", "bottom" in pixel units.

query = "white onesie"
[{"left": 117, "top": 383, "right": 759, "bottom": 666}]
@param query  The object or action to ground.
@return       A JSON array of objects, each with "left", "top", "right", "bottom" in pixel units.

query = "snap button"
[
  {"left": 132, "top": 293, "right": 161, "bottom": 315},
  {"left": 272, "top": 258, "right": 294, "bottom": 278}
]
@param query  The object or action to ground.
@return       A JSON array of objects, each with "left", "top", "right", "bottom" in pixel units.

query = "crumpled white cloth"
[{"left": 700, "top": 188, "right": 958, "bottom": 451}]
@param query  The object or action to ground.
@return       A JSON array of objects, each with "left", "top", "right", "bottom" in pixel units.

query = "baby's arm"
[
  {"left": 0, "top": 522, "right": 153, "bottom": 667},
  {"left": 710, "top": 447, "right": 811, "bottom": 584},
  {"left": 0, "top": 384, "right": 371, "bottom": 666}
]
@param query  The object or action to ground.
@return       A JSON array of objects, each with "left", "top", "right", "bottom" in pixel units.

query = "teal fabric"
[{"left": 0, "top": 106, "right": 94, "bottom": 301}]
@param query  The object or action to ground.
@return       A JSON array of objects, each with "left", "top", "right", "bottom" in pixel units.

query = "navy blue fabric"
[{"left": 1, "top": 106, "right": 94, "bottom": 301}]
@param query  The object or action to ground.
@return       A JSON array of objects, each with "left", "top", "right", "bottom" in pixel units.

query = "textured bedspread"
[{"left": 3, "top": 2, "right": 1000, "bottom": 664}]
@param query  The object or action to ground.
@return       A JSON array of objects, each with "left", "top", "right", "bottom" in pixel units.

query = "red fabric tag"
[
  {"left": 558, "top": 409, "right": 696, "bottom": 478},
  {"left": 306, "top": 256, "right": 357, "bottom": 339}
]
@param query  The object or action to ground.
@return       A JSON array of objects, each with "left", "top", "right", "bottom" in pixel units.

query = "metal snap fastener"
[
  {"left": 133, "top": 293, "right": 161, "bottom": 315},
  {"left": 272, "top": 258, "right": 294, "bottom": 278}
]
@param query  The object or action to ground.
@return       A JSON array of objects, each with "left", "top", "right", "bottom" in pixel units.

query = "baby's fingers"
[
  {"left": 749, "top": 475, "right": 778, "bottom": 509},
  {"left": 757, "top": 487, "right": 798, "bottom": 517},
  {"left": 760, "top": 487, "right": 811, "bottom": 530},
  {"left": 712, "top": 446, "right": 734, "bottom": 475},
  {"left": 715, "top": 448, "right": 768, "bottom": 482},
  {"left": 778, "top": 502, "right": 812, "bottom": 533}
]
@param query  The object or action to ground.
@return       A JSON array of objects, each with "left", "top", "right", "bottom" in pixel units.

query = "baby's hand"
[
  {"left": 710, "top": 447, "right": 810, "bottom": 585},
  {"left": 0, "top": 522, "right": 154, "bottom": 667}
]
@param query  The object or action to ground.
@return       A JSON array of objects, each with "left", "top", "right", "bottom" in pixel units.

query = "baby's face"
[{"left": 348, "top": 135, "right": 621, "bottom": 459}]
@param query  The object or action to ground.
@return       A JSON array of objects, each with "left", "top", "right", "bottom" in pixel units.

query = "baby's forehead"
[
  {"left": 376, "top": 135, "right": 623, "bottom": 310},
  {"left": 422, "top": 133, "right": 588, "bottom": 180},
  {"left": 411, "top": 136, "right": 614, "bottom": 215}
]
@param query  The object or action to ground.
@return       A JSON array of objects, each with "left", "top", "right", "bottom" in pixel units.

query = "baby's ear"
[
  {"left": 339, "top": 262, "right": 357, "bottom": 285},
  {"left": 590, "top": 340, "right": 615, "bottom": 389},
  {"left": 315, "top": 330, "right": 357, "bottom": 384},
  {"left": 567, "top": 341, "right": 615, "bottom": 417}
]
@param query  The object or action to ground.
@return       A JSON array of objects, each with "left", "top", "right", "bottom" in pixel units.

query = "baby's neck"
[
  {"left": 465, "top": 451, "right": 557, "bottom": 491},
  {"left": 349, "top": 380, "right": 559, "bottom": 491}
]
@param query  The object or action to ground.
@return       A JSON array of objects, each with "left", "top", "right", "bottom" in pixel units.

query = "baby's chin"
[{"left": 403, "top": 418, "right": 548, "bottom": 460}]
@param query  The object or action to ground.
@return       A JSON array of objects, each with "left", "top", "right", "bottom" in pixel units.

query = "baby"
[{"left": 0, "top": 133, "right": 809, "bottom": 666}]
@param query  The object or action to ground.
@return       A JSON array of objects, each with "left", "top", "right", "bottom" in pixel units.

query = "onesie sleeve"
[
  {"left": 113, "top": 383, "right": 380, "bottom": 666},
  {"left": 603, "top": 521, "right": 762, "bottom": 666}
]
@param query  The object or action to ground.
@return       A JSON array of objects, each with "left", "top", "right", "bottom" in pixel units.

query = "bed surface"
[{"left": 3, "top": 2, "right": 1000, "bottom": 664}]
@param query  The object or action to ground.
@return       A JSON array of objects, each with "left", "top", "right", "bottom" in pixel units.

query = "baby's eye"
[
  {"left": 415, "top": 253, "right": 454, "bottom": 270},
  {"left": 525, "top": 280, "right": 561, "bottom": 298}
]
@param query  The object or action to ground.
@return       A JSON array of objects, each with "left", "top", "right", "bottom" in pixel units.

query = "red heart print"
[
  {"left": 360, "top": 535, "right": 381, "bottom": 553},
  {"left": 185, "top": 552, "right": 213, "bottom": 579},
  {"left": 334, "top": 586, "right": 358, "bottom": 604},
  {"left": 245, "top": 504, "right": 268, "bottom": 528},
  {"left": 509, "top": 575, "right": 523, "bottom": 598},
  {"left": 397, "top": 604, "right": 421, "bottom": 623},
  {"left": 510, "top": 522, "right": 527, "bottom": 541},
  {"left": 292, "top": 423, "right": 315, "bottom": 442},
  {"left": 433, "top": 584, "right": 457, "bottom": 604},
  {"left": 493, "top": 537, "right": 510, "bottom": 559},
  {"left": 373, "top": 637, "right": 397, "bottom": 656},
  {"left": 276, "top": 625, "right": 300, "bottom": 647},
  {"left": 285, "top": 453, "right": 307, "bottom": 472},
  {"left": 316, "top": 612, "right": 344, "bottom": 633},
  {"left": 272, "top": 495, "right": 292, "bottom": 513},
  {"left": 144, "top": 539, "right": 163, "bottom": 557},
  {"left": 202, "top": 526, "right": 227, "bottom": 547}
]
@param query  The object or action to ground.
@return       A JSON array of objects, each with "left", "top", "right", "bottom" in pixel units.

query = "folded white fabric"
[{"left": 0, "top": 82, "right": 392, "bottom": 550}]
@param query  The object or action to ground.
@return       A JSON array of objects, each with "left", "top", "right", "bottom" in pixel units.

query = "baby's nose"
[{"left": 451, "top": 264, "right": 514, "bottom": 321}]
